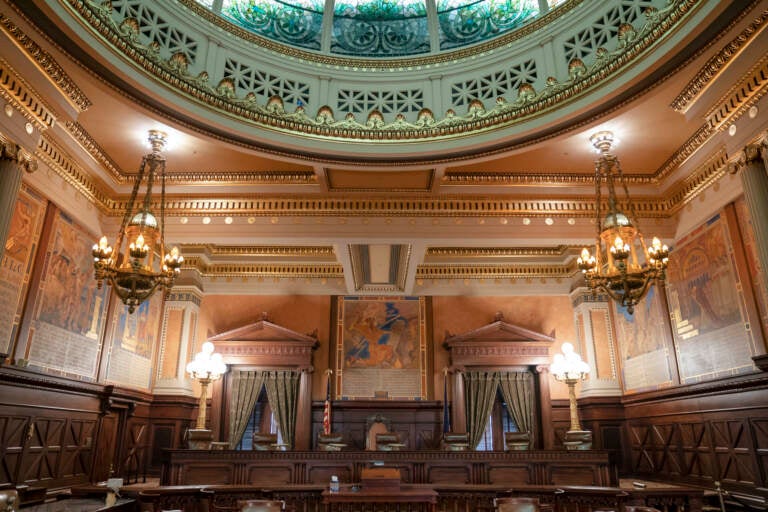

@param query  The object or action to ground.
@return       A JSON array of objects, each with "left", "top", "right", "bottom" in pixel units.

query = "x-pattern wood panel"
[
  {"left": 752, "top": 419, "right": 768, "bottom": 488},
  {"left": 22, "top": 418, "right": 65, "bottom": 483},
  {"left": 679, "top": 422, "right": 712, "bottom": 480},
  {"left": 0, "top": 416, "right": 28, "bottom": 486},
  {"left": 711, "top": 420, "right": 756, "bottom": 485},
  {"left": 59, "top": 420, "right": 95, "bottom": 479}
]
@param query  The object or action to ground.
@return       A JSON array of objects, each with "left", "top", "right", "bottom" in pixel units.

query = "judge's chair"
[
  {"left": 238, "top": 499, "right": 285, "bottom": 512},
  {"left": 317, "top": 432, "right": 347, "bottom": 451},
  {"left": 494, "top": 497, "right": 540, "bottom": 512},
  {"left": 252, "top": 432, "right": 278, "bottom": 451},
  {"left": 442, "top": 432, "right": 470, "bottom": 451},
  {"left": 504, "top": 431, "right": 531, "bottom": 451},
  {"left": 365, "top": 414, "right": 404, "bottom": 450}
]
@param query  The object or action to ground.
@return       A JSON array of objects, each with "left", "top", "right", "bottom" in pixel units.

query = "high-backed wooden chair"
[
  {"left": 252, "top": 432, "right": 278, "bottom": 451},
  {"left": 494, "top": 497, "right": 540, "bottom": 512},
  {"left": 238, "top": 499, "right": 285, "bottom": 512},
  {"left": 365, "top": 413, "right": 393, "bottom": 450},
  {"left": 504, "top": 431, "right": 531, "bottom": 451}
]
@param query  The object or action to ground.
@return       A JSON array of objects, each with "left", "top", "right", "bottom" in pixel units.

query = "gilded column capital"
[
  {"left": 730, "top": 139, "right": 768, "bottom": 174},
  {"left": 0, "top": 135, "right": 37, "bottom": 173}
]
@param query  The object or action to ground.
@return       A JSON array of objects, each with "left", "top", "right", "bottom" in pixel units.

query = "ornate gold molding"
[
  {"left": 706, "top": 54, "right": 768, "bottom": 131},
  {"left": 664, "top": 147, "right": 728, "bottom": 212},
  {"left": 183, "top": 245, "right": 335, "bottom": 257},
  {"left": 0, "top": 13, "right": 91, "bottom": 113},
  {"left": 415, "top": 263, "right": 574, "bottom": 279},
  {"left": 0, "top": 132, "right": 37, "bottom": 172},
  {"left": 653, "top": 123, "right": 716, "bottom": 182},
  {"left": 671, "top": 6, "right": 768, "bottom": 113},
  {"left": 182, "top": 257, "right": 344, "bottom": 278},
  {"left": 427, "top": 246, "right": 575, "bottom": 257},
  {"left": 36, "top": 134, "right": 112, "bottom": 210},
  {"left": 0, "top": 58, "right": 56, "bottom": 133}
]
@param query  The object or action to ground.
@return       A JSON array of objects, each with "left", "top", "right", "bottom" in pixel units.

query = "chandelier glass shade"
[
  {"left": 92, "top": 130, "right": 183, "bottom": 313},
  {"left": 577, "top": 131, "right": 669, "bottom": 314}
]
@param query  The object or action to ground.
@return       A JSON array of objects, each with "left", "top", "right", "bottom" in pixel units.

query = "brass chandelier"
[
  {"left": 577, "top": 131, "right": 669, "bottom": 314},
  {"left": 92, "top": 130, "right": 183, "bottom": 313}
]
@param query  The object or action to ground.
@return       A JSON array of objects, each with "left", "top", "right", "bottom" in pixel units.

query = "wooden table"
[{"left": 322, "top": 486, "right": 438, "bottom": 512}]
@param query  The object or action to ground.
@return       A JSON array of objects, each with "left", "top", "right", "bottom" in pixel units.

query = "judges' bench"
[{"left": 161, "top": 449, "right": 615, "bottom": 487}]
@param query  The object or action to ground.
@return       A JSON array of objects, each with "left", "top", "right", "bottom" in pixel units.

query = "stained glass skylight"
[{"left": 204, "top": 0, "right": 570, "bottom": 57}]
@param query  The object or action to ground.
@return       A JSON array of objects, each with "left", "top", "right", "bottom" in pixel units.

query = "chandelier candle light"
[
  {"left": 186, "top": 341, "right": 227, "bottom": 449},
  {"left": 92, "top": 130, "right": 183, "bottom": 313},
  {"left": 577, "top": 131, "right": 669, "bottom": 314}
]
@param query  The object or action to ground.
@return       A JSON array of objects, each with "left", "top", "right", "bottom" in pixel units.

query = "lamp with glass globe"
[
  {"left": 551, "top": 343, "right": 592, "bottom": 449},
  {"left": 186, "top": 341, "right": 227, "bottom": 449}
]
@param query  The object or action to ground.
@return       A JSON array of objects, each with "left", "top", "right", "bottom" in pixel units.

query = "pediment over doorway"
[
  {"left": 208, "top": 313, "right": 318, "bottom": 366},
  {"left": 443, "top": 312, "right": 554, "bottom": 367}
]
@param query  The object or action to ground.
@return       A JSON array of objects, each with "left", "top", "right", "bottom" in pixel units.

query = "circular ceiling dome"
[{"left": 196, "top": 0, "right": 568, "bottom": 57}]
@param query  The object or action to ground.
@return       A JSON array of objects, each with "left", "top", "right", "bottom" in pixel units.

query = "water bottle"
[{"left": 330, "top": 475, "right": 340, "bottom": 493}]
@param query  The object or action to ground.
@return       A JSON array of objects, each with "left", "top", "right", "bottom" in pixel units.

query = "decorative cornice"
[
  {"left": 64, "top": 0, "right": 696, "bottom": 142},
  {"left": 178, "top": 0, "right": 584, "bottom": 71},
  {"left": 183, "top": 245, "right": 336, "bottom": 257},
  {"left": 671, "top": 6, "right": 768, "bottom": 113},
  {"left": 0, "top": 58, "right": 56, "bottom": 132},
  {"left": 0, "top": 13, "right": 91, "bottom": 112},
  {"left": 149, "top": 195, "right": 666, "bottom": 218},
  {"left": 0, "top": 132, "right": 38, "bottom": 172},
  {"left": 706, "top": 53, "right": 768, "bottom": 131},
  {"left": 36, "top": 134, "right": 112, "bottom": 209},
  {"left": 415, "top": 263, "right": 575, "bottom": 279},
  {"left": 653, "top": 123, "right": 716, "bottom": 182},
  {"left": 663, "top": 147, "right": 728, "bottom": 213},
  {"left": 443, "top": 171, "right": 653, "bottom": 186},
  {"left": 65, "top": 121, "right": 124, "bottom": 182},
  {"left": 427, "top": 246, "right": 575, "bottom": 258},
  {"left": 182, "top": 257, "right": 344, "bottom": 279}
]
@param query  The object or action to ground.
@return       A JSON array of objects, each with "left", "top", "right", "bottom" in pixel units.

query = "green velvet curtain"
[
  {"left": 264, "top": 370, "right": 300, "bottom": 449},
  {"left": 463, "top": 371, "right": 500, "bottom": 449},
  {"left": 498, "top": 371, "right": 536, "bottom": 444},
  {"left": 228, "top": 370, "right": 266, "bottom": 448}
]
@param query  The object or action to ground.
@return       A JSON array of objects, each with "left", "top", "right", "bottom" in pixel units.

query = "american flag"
[{"left": 322, "top": 373, "right": 331, "bottom": 435}]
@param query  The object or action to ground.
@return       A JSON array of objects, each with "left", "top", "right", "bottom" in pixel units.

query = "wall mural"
[
  {"left": 613, "top": 286, "right": 675, "bottom": 393},
  {"left": 0, "top": 186, "right": 46, "bottom": 357},
  {"left": 335, "top": 296, "right": 427, "bottom": 400},
  {"left": 665, "top": 212, "right": 756, "bottom": 384},
  {"left": 28, "top": 209, "right": 109, "bottom": 378},
  {"left": 105, "top": 291, "right": 162, "bottom": 390}
]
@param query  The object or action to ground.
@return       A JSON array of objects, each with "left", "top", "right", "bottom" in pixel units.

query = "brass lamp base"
[
  {"left": 563, "top": 430, "right": 593, "bottom": 450},
  {"left": 187, "top": 428, "right": 214, "bottom": 450}
]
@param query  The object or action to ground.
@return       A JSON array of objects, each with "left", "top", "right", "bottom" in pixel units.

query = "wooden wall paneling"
[
  {"left": 622, "top": 373, "right": 768, "bottom": 498},
  {"left": 0, "top": 414, "right": 28, "bottom": 487},
  {"left": 92, "top": 413, "right": 118, "bottom": 482}
]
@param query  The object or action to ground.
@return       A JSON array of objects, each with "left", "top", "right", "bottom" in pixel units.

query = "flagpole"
[
  {"left": 323, "top": 369, "right": 333, "bottom": 436},
  {"left": 442, "top": 367, "right": 451, "bottom": 434}
]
